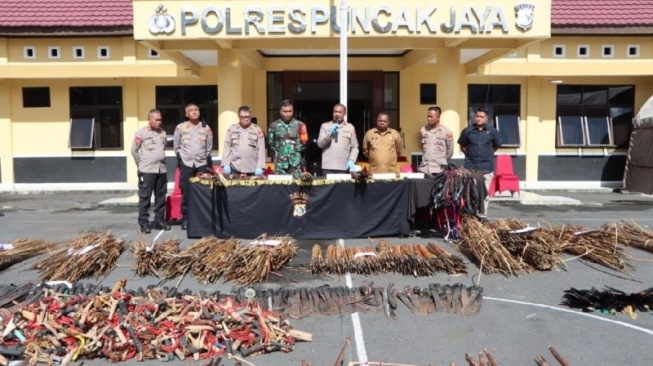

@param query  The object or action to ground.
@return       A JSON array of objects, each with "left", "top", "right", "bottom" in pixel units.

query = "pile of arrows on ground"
[
  {"left": 0, "top": 233, "right": 297, "bottom": 286},
  {"left": 456, "top": 217, "right": 653, "bottom": 276},
  {"left": 310, "top": 240, "right": 467, "bottom": 277},
  {"left": 562, "top": 286, "right": 653, "bottom": 318},
  {"left": 0, "top": 280, "right": 312, "bottom": 366},
  {"left": 136, "top": 235, "right": 297, "bottom": 285}
]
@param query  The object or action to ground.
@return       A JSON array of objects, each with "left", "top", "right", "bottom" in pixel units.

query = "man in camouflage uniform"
[
  {"left": 131, "top": 109, "right": 170, "bottom": 234},
  {"left": 267, "top": 99, "right": 308, "bottom": 177},
  {"left": 318, "top": 103, "right": 359, "bottom": 174},
  {"left": 173, "top": 103, "right": 213, "bottom": 230},
  {"left": 363, "top": 112, "right": 402, "bottom": 174},
  {"left": 222, "top": 106, "right": 266, "bottom": 176},
  {"left": 419, "top": 106, "right": 454, "bottom": 174}
]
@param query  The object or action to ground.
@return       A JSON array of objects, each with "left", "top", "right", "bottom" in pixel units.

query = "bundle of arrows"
[
  {"left": 310, "top": 240, "right": 467, "bottom": 277},
  {"left": 30, "top": 231, "right": 126, "bottom": 282}
]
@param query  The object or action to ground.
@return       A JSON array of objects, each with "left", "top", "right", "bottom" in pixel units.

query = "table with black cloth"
[{"left": 186, "top": 179, "right": 413, "bottom": 239}]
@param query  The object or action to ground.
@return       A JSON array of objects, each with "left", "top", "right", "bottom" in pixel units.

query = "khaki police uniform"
[
  {"left": 222, "top": 123, "right": 266, "bottom": 174},
  {"left": 173, "top": 121, "right": 213, "bottom": 218},
  {"left": 418, "top": 124, "right": 454, "bottom": 174},
  {"left": 363, "top": 127, "right": 402, "bottom": 174},
  {"left": 131, "top": 125, "right": 167, "bottom": 227},
  {"left": 317, "top": 121, "right": 359, "bottom": 172}
]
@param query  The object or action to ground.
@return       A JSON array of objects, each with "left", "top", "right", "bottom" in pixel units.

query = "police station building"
[{"left": 0, "top": 0, "right": 651, "bottom": 190}]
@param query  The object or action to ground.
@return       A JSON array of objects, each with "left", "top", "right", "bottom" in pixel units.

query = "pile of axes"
[{"left": 244, "top": 282, "right": 484, "bottom": 320}]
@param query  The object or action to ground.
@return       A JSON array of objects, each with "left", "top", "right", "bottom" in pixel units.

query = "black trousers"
[
  {"left": 138, "top": 172, "right": 167, "bottom": 225},
  {"left": 179, "top": 164, "right": 208, "bottom": 218}
]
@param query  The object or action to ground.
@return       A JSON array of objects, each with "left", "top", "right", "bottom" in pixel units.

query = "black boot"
[
  {"left": 181, "top": 220, "right": 187, "bottom": 230},
  {"left": 153, "top": 221, "right": 171, "bottom": 231},
  {"left": 140, "top": 224, "right": 151, "bottom": 234}
]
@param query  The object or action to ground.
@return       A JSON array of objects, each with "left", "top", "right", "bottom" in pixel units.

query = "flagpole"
[{"left": 339, "top": 0, "right": 348, "bottom": 108}]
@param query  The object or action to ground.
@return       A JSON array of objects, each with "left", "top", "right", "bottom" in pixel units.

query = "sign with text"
[{"left": 134, "top": 0, "right": 551, "bottom": 40}]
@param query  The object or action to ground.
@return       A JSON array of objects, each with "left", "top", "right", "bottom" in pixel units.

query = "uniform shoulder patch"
[
  {"left": 446, "top": 130, "right": 453, "bottom": 141},
  {"left": 134, "top": 135, "right": 143, "bottom": 145}
]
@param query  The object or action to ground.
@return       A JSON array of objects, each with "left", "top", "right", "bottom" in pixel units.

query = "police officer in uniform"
[
  {"left": 363, "top": 112, "right": 402, "bottom": 174},
  {"left": 317, "top": 103, "right": 359, "bottom": 174},
  {"left": 173, "top": 103, "right": 213, "bottom": 230},
  {"left": 131, "top": 109, "right": 170, "bottom": 234},
  {"left": 419, "top": 106, "right": 454, "bottom": 174},
  {"left": 267, "top": 99, "right": 308, "bottom": 177},
  {"left": 222, "top": 106, "right": 266, "bottom": 176}
]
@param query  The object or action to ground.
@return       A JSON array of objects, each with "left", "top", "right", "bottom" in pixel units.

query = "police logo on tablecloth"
[
  {"left": 149, "top": 5, "right": 175, "bottom": 34},
  {"left": 289, "top": 192, "right": 309, "bottom": 218},
  {"left": 515, "top": 3, "right": 535, "bottom": 31}
]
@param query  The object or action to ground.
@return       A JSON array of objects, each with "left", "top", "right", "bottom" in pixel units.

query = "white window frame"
[
  {"left": 23, "top": 46, "right": 36, "bottom": 59},
  {"left": 148, "top": 49, "right": 160, "bottom": 58},
  {"left": 97, "top": 46, "right": 110, "bottom": 59},
  {"left": 73, "top": 46, "right": 85, "bottom": 59},
  {"left": 48, "top": 46, "right": 61, "bottom": 60},
  {"left": 601, "top": 45, "right": 614, "bottom": 58},
  {"left": 557, "top": 116, "right": 586, "bottom": 147},
  {"left": 627, "top": 45, "right": 640, "bottom": 58},
  {"left": 577, "top": 45, "right": 590, "bottom": 58},
  {"left": 553, "top": 44, "right": 565, "bottom": 58},
  {"left": 495, "top": 115, "right": 521, "bottom": 147},
  {"left": 584, "top": 116, "right": 614, "bottom": 146}
]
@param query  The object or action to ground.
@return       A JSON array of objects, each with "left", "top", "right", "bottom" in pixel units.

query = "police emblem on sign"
[
  {"left": 289, "top": 192, "right": 309, "bottom": 218},
  {"left": 149, "top": 4, "right": 175, "bottom": 34},
  {"left": 515, "top": 3, "right": 535, "bottom": 31}
]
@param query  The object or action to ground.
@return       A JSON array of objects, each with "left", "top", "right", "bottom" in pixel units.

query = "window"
[
  {"left": 98, "top": 46, "right": 110, "bottom": 59},
  {"left": 553, "top": 45, "right": 565, "bottom": 57},
  {"left": 23, "top": 46, "right": 35, "bottom": 59},
  {"left": 155, "top": 85, "right": 218, "bottom": 148},
  {"left": 22, "top": 87, "right": 51, "bottom": 108},
  {"left": 577, "top": 45, "right": 589, "bottom": 58},
  {"left": 148, "top": 49, "right": 159, "bottom": 58},
  {"left": 419, "top": 83, "right": 437, "bottom": 104},
  {"left": 73, "top": 46, "right": 85, "bottom": 59},
  {"left": 69, "top": 118, "right": 94, "bottom": 148},
  {"left": 69, "top": 86, "right": 123, "bottom": 149},
  {"left": 556, "top": 85, "right": 634, "bottom": 148},
  {"left": 384, "top": 72, "right": 400, "bottom": 130},
  {"left": 48, "top": 46, "right": 60, "bottom": 59},
  {"left": 602, "top": 45, "right": 614, "bottom": 58},
  {"left": 627, "top": 45, "right": 640, "bottom": 57},
  {"left": 467, "top": 84, "right": 521, "bottom": 146},
  {"left": 495, "top": 115, "right": 520, "bottom": 146}
]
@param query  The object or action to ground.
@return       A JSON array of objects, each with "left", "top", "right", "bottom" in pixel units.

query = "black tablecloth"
[{"left": 187, "top": 180, "right": 412, "bottom": 239}]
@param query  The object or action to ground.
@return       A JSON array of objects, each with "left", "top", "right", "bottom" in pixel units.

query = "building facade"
[{"left": 1, "top": 0, "right": 652, "bottom": 190}]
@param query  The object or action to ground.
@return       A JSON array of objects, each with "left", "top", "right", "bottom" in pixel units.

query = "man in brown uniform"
[
  {"left": 131, "top": 109, "right": 170, "bottom": 234},
  {"left": 363, "top": 112, "right": 402, "bottom": 173},
  {"left": 317, "top": 103, "right": 359, "bottom": 174},
  {"left": 173, "top": 103, "right": 213, "bottom": 230},
  {"left": 221, "top": 106, "right": 266, "bottom": 176},
  {"left": 418, "top": 106, "right": 454, "bottom": 174}
]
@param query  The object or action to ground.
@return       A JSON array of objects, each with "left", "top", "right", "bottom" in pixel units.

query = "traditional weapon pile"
[
  {"left": 131, "top": 239, "right": 180, "bottom": 277},
  {"left": 310, "top": 240, "right": 467, "bottom": 277},
  {"left": 562, "top": 286, "right": 653, "bottom": 317},
  {"left": 160, "top": 236, "right": 297, "bottom": 285},
  {"left": 229, "top": 282, "right": 482, "bottom": 320},
  {"left": 31, "top": 232, "right": 126, "bottom": 282},
  {"left": 0, "top": 238, "right": 60, "bottom": 272},
  {"left": 456, "top": 218, "right": 644, "bottom": 276},
  {"left": 0, "top": 281, "right": 311, "bottom": 365},
  {"left": 431, "top": 167, "right": 486, "bottom": 215}
]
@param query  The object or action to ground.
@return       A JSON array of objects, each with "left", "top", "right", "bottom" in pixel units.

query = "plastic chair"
[
  {"left": 490, "top": 155, "right": 520, "bottom": 197},
  {"left": 399, "top": 164, "right": 414, "bottom": 173},
  {"left": 165, "top": 168, "right": 183, "bottom": 222}
]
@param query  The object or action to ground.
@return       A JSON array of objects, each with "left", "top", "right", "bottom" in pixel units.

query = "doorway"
[{"left": 283, "top": 71, "right": 384, "bottom": 173}]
